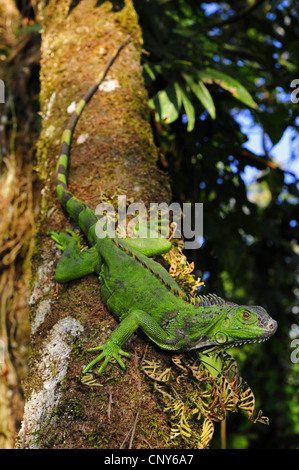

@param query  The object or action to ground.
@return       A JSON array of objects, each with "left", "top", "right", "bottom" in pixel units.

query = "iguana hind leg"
[
  {"left": 122, "top": 215, "right": 172, "bottom": 257},
  {"left": 48, "top": 229, "right": 101, "bottom": 282},
  {"left": 121, "top": 237, "right": 172, "bottom": 257}
]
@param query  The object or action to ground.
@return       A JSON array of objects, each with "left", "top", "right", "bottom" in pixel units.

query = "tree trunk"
[
  {"left": 17, "top": 0, "right": 177, "bottom": 449},
  {"left": 0, "top": 0, "right": 40, "bottom": 449}
]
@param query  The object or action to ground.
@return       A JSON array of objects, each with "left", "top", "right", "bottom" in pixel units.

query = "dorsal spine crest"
[
  {"left": 109, "top": 237, "right": 194, "bottom": 304},
  {"left": 109, "top": 238, "right": 229, "bottom": 308}
]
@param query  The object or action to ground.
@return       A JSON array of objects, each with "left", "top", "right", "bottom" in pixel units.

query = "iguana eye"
[{"left": 242, "top": 311, "right": 251, "bottom": 320}]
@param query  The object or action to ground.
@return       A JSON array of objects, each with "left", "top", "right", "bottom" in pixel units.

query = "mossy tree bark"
[
  {"left": 18, "top": 0, "right": 178, "bottom": 449},
  {"left": 0, "top": 0, "right": 40, "bottom": 449}
]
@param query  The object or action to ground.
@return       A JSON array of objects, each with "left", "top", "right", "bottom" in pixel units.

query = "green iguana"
[{"left": 48, "top": 41, "right": 277, "bottom": 376}]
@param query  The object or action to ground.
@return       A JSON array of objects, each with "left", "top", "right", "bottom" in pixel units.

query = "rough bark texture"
[
  {"left": 0, "top": 0, "right": 41, "bottom": 448},
  {"left": 16, "top": 0, "right": 182, "bottom": 449}
]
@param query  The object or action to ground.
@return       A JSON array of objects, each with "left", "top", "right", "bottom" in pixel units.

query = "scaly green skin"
[{"left": 49, "top": 42, "right": 277, "bottom": 376}]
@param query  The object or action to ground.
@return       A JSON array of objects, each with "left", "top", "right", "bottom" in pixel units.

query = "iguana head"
[{"left": 188, "top": 303, "right": 277, "bottom": 351}]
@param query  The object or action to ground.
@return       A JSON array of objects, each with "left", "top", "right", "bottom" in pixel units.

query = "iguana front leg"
[
  {"left": 48, "top": 229, "right": 101, "bottom": 282},
  {"left": 82, "top": 308, "right": 180, "bottom": 375}
]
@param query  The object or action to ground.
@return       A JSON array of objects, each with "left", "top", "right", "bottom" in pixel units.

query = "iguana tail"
[{"left": 55, "top": 39, "right": 130, "bottom": 240}]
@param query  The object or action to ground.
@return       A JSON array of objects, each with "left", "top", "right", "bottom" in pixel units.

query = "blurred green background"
[{"left": 134, "top": 0, "right": 299, "bottom": 449}]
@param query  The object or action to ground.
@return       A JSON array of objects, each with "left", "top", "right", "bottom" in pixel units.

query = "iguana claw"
[
  {"left": 48, "top": 229, "right": 80, "bottom": 251},
  {"left": 82, "top": 341, "right": 131, "bottom": 375}
]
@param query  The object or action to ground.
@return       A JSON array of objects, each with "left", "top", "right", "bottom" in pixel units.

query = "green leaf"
[
  {"left": 199, "top": 68, "right": 258, "bottom": 109},
  {"left": 143, "top": 63, "right": 162, "bottom": 85},
  {"left": 171, "top": 59, "right": 193, "bottom": 70},
  {"left": 183, "top": 73, "right": 216, "bottom": 119},
  {"left": 148, "top": 83, "right": 182, "bottom": 124},
  {"left": 16, "top": 23, "right": 42, "bottom": 37},
  {"left": 257, "top": 107, "right": 289, "bottom": 146},
  {"left": 278, "top": 58, "right": 297, "bottom": 73},
  {"left": 174, "top": 83, "right": 195, "bottom": 131}
]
